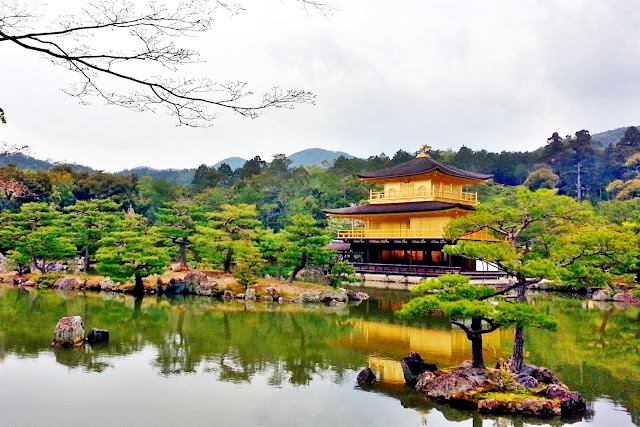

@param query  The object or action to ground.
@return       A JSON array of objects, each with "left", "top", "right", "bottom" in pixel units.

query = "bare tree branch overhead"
[{"left": 0, "top": 0, "right": 334, "bottom": 127}]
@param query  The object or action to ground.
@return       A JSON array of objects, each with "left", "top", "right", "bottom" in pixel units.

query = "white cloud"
[{"left": 1, "top": 0, "right": 639, "bottom": 171}]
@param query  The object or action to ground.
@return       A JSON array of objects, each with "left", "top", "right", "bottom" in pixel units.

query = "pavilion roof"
[
  {"left": 356, "top": 157, "right": 492, "bottom": 181},
  {"left": 323, "top": 201, "right": 475, "bottom": 216}
]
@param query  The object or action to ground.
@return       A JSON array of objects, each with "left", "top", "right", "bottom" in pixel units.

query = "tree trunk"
[
  {"left": 470, "top": 317, "right": 485, "bottom": 369},
  {"left": 223, "top": 248, "right": 233, "bottom": 273},
  {"left": 133, "top": 273, "right": 145, "bottom": 298},
  {"left": 288, "top": 252, "right": 307, "bottom": 283},
  {"left": 84, "top": 247, "right": 90, "bottom": 273},
  {"left": 510, "top": 279, "right": 527, "bottom": 372},
  {"left": 179, "top": 242, "right": 188, "bottom": 268}
]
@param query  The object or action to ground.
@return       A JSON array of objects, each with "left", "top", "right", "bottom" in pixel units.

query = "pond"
[{"left": 0, "top": 284, "right": 637, "bottom": 426}]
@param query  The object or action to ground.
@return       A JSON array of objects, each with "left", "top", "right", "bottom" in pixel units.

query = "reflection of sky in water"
[
  {"left": 0, "top": 349, "right": 634, "bottom": 426},
  {"left": 0, "top": 348, "right": 428, "bottom": 426}
]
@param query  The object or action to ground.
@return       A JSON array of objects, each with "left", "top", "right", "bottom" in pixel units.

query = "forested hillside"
[{"left": 1, "top": 126, "right": 639, "bottom": 229}]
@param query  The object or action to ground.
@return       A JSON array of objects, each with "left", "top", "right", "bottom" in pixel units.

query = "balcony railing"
[
  {"left": 369, "top": 188, "right": 478, "bottom": 205},
  {"left": 336, "top": 228, "right": 443, "bottom": 240},
  {"left": 336, "top": 227, "right": 501, "bottom": 241}
]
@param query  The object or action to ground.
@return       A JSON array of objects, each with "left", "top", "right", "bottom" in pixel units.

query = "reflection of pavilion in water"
[{"left": 341, "top": 319, "right": 513, "bottom": 384}]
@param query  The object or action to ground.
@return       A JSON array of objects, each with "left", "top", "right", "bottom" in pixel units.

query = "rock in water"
[
  {"left": 401, "top": 352, "right": 437, "bottom": 385},
  {"left": 415, "top": 371, "right": 438, "bottom": 394},
  {"left": 519, "top": 365, "right": 561, "bottom": 385},
  {"left": 53, "top": 277, "right": 80, "bottom": 290},
  {"left": 612, "top": 292, "right": 640, "bottom": 305},
  {"left": 99, "top": 278, "right": 118, "bottom": 291},
  {"left": 194, "top": 281, "right": 219, "bottom": 296},
  {"left": 86, "top": 328, "right": 110, "bottom": 345},
  {"left": 319, "top": 289, "right": 348, "bottom": 304},
  {"left": 545, "top": 385, "right": 586, "bottom": 415},
  {"left": 183, "top": 271, "right": 208, "bottom": 292},
  {"left": 245, "top": 288, "right": 256, "bottom": 301},
  {"left": 52, "top": 316, "right": 85, "bottom": 347},
  {"left": 348, "top": 291, "right": 370, "bottom": 301},
  {"left": 591, "top": 289, "right": 613, "bottom": 301},
  {"left": 300, "top": 292, "right": 320, "bottom": 303},
  {"left": 357, "top": 368, "right": 376, "bottom": 386},
  {"left": 265, "top": 287, "right": 280, "bottom": 299},
  {"left": 222, "top": 290, "right": 234, "bottom": 300}
]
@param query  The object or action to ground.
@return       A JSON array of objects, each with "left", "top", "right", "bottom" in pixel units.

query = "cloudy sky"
[{"left": 1, "top": 0, "right": 639, "bottom": 171}]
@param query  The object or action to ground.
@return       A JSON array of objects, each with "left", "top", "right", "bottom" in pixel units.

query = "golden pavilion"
[{"left": 323, "top": 146, "right": 500, "bottom": 276}]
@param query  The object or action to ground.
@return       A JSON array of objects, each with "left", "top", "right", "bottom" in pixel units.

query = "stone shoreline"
[{"left": 0, "top": 271, "right": 370, "bottom": 305}]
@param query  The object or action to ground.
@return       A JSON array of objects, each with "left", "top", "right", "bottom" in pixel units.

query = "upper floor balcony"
[{"left": 369, "top": 188, "right": 479, "bottom": 205}]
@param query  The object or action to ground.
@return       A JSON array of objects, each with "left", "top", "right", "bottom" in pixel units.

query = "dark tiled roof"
[
  {"left": 323, "top": 201, "right": 476, "bottom": 216},
  {"left": 356, "top": 157, "right": 492, "bottom": 180},
  {"left": 326, "top": 241, "right": 351, "bottom": 251}
]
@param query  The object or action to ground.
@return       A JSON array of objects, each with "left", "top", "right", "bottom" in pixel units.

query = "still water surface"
[{"left": 0, "top": 284, "right": 637, "bottom": 426}]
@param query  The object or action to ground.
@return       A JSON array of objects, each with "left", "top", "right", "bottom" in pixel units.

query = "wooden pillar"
[
  {"left": 409, "top": 241, "right": 413, "bottom": 266},
  {"left": 366, "top": 241, "right": 370, "bottom": 263}
]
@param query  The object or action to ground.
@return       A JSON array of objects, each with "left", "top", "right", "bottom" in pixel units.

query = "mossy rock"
[{"left": 473, "top": 391, "right": 549, "bottom": 402}]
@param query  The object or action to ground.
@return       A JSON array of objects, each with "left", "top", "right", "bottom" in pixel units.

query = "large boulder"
[
  {"left": 86, "top": 328, "right": 110, "bottom": 345},
  {"left": 99, "top": 278, "right": 119, "bottom": 291},
  {"left": 53, "top": 277, "right": 80, "bottom": 290},
  {"left": 357, "top": 368, "right": 376, "bottom": 386},
  {"left": 222, "top": 290, "right": 234, "bottom": 300},
  {"left": 19, "top": 280, "right": 38, "bottom": 289},
  {"left": 300, "top": 292, "right": 320, "bottom": 303},
  {"left": 612, "top": 292, "right": 640, "bottom": 305},
  {"left": 592, "top": 289, "right": 614, "bottom": 301},
  {"left": 194, "top": 281, "right": 220, "bottom": 296},
  {"left": 245, "top": 288, "right": 256, "bottom": 301},
  {"left": 319, "top": 289, "right": 348, "bottom": 304},
  {"left": 52, "top": 316, "right": 85, "bottom": 347},
  {"left": 348, "top": 291, "right": 370, "bottom": 301},
  {"left": 478, "top": 398, "right": 561, "bottom": 417},
  {"left": 419, "top": 367, "right": 501, "bottom": 400},
  {"left": 183, "top": 271, "right": 208, "bottom": 292},
  {"left": 265, "top": 287, "right": 280, "bottom": 299},
  {"left": 415, "top": 371, "right": 438, "bottom": 394},
  {"left": 401, "top": 352, "right": 437, "bottom": 385},
  {"left": 545, "top": 384, "right": 586, "bottom": 415},
  {"left": 515, "top": 374, "right": 541, "bottom": 389},
  {"left": 165, "top": 279, "right": 185, "bottom": 296},
  {"left": 519, "top": 365, "right": 561, "bottom": 385}
]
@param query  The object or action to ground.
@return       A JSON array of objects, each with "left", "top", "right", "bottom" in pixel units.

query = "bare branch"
[{"left": 0, "top": 0, "right": 321, "bottom": 126}]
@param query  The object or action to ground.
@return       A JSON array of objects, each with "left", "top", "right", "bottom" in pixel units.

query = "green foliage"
[
  {"left": 523, "top": 168, "right": 560, "bottom": 190},
  {"left": 445, "top": 186, "right": 639, "bottom": 287},
  {"left": 411, "top": 274, "right": 471, "bottom": 294},
  {"left": 281, "top": 214, "right": 332, "bottom": 281},
  {"left": 192, "top": 203, "right": 261, "bottom": 271},
  {"left": 32, "top": 273, "right": 63, "bottom": 287},
  {"left": 233, "top": 247, "right": 264, "bottom": 289},
  {"left": 95, "top": 215, "right": 171, "bottom": 282},
  {"left": 329, "top": 261, "right": 360, "bottom": 287},
  {"left": 63, "top": 199, "right": 122, "bottom": 271},
  {"left": 153, "top": 202, "right": 207, "bottom": 266},
  {"left": 1, "top": 202, "right": 76, "bottom": 272}
]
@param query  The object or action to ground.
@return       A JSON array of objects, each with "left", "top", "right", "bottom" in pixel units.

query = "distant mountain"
[
  {"left": 212, "top": 157, "right": 246, "bottom": 170},
  {"left": 115, "top": 166, "right": 196, "bottom": 185},
  {"left": 591, "top": 125, "right": 639, "bottom": 148},
  {"left": 287, "top": 148, "right": 356, "bottom": 168},
  {"left": 0, "top": 153, "right": 96, "bottom": 173},
  {"left": 0, "top": 153, "right": 53, "bottom": 170}
]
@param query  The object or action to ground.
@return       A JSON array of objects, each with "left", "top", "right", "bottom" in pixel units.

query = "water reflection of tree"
[
  {"left": 525, "top": 295, "right": 640, "bottom": 424},
  {"left": 151, "top": 306, "right": 360, "bottom": 386},
  {"left": 0, "top": 288, "right": 363, "bottom": 385}
]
